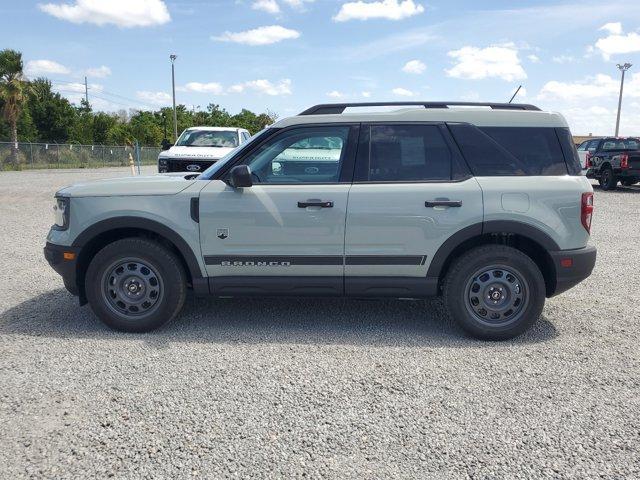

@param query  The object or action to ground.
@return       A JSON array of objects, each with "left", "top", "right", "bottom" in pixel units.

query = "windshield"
[
  {"left": 199, "top": 129, "right": 270, "bottom": 179},
  {"left": 176, "top": 129, "right": 238, "bottom": 148}
]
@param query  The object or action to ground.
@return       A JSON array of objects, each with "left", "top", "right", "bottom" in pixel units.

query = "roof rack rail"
[{"left": 299, "top": 102, "right": 541, "bottom": 115}]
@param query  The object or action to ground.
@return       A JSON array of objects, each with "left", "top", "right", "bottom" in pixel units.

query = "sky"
[{"left": 2, "top": 0, "right": 640, "bottom": 135}]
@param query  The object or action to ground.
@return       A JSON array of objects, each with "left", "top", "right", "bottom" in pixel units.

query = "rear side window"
[
  {"left": 449, "top": 124, "right": 568, "bottom": 176},
  {"left": 556, "top": 127, "right": 582, "bottom": 175},
  {"left": 367, "top": 124, "right": 451, "bottom": 181}
]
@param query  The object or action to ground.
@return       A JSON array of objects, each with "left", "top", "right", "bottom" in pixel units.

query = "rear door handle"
[
  {"left": 298, "top": 200, "right": 334, "bottom": 208},
  {"left": 425, "top": 200, "right": 463, "bottom": 208}
]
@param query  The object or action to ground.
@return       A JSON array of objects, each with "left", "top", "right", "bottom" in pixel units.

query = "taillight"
[
  {"left": 581, "top": 192, "right": 594, "bottom": 233},
  {"left": 585, "top": 152, "right": 592, "bottom": 168},
  {"left": 620, "top": 153, "right": 629, "bottom": 169}
]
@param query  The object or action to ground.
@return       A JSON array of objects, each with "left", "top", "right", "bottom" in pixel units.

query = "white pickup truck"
[{"left": 158, "top": 126, "right": 250, "bottom": 173}]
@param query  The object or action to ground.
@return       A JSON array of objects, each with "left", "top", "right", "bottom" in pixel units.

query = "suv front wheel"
[
  {"left": 443, "top": 245, "right": 546, "bottom": 340},
  {"left": 85, "top": 238, "right": 187, "bottom": 332}
]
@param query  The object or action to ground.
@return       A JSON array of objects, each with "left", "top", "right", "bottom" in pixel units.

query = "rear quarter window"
[{"left": 448, "top": 124, "right": 570, "bottom": 176}]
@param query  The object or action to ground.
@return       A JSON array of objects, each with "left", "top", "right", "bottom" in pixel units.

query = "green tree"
[
  {"left": 0, "top": 49, "right": 28, "bottom": 165},
  {"left": 92, "top": 112, "right": 118, "bottom": 144},
  {"left": 27, "top": 78, "right": 76, "bottom": 142}
]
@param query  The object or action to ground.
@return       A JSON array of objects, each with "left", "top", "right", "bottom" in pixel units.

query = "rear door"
[{"left": 344, "top": 123, "right": 483, "bottom": 295}]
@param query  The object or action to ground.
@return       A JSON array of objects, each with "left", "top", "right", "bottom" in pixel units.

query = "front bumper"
[
  {"left": 44, "top": 242, "right": 81, "bottom": 297},
  {"left": 549, "top": 245, "right": 597, "bottom": 297}
]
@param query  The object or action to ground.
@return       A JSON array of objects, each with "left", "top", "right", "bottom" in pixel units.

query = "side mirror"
[
  {"left": 161, "top": 139, "right": 173, "bottom": 151},
  {"left": 229, "top": 165, "right": 253, "bottom": 188}
]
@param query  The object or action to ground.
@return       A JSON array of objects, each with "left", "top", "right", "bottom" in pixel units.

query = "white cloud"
[
  {"left": 85, "top": 65, "right": 111, "bottom": 78},
  {"left": 392, "top": 87, "right": 414, "bottom": 96},
  {"left": 552, "top": 55, "right": 576, "bottom": 64},
  {"left": 182, "top": 79, "right": 292, "bottom": 96},
  {"left": 252, "top": 0, "right": 280, "bottom": 14},
  {"left": 184, "top": 82, "right": 224, "bottom": 94},
  {"left": 57, "top": 81, "right": 103, "bottom": 94},
  {"left": 136, "top": 90, "right": 171, "bottom": 105},
  {"left": 242, "top": 79, "right": 292, "bottom": 95},
  {"left": 527, "top": 54, "right": 540, "bottom": 63},
  {"left": 362, "top": 91, "right": 371, "bottom": 98},
  {"left": 53, "top": 81, "right": 103, "bottom": 106},
  {"left": 25, "top": 59, "right": 70, "bottom": 76},
  {"left": 38, "top": 0, "right": 171, "bottom": 28},
  {"left": 334, "top": 0, "right": 424, "bottom": 22},
  {"left": 281, "top": 0, "right": 313, "bottom": 8},
  {"left": 600, "top": 22, "right": 623, "bottom": 35},
  {"left": 327, "top": 90, "right": 345, "bottom": 98},
  {"left": 213, "top": 25, "right": 300, "bottom": 46},
  {"left": 538, "top": 73, "right": 640, "bottom": 101},
  {"left": 402, "top": 59, "right": 426, "bottom": 74},
  {"left": 594, "top": 24, "right": 640, "bottom": 60},
  {"left": 446, "top": 43, "right": 527, "bottom": 82}
]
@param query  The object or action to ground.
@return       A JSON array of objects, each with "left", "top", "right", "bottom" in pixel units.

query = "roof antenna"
[{"left": 508, "top": 85, "right": 522, "bottom": 103}]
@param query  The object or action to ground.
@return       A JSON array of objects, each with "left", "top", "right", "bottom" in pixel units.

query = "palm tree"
[{"left": 0, "top": 49, "right": 26, "bottom": 166}]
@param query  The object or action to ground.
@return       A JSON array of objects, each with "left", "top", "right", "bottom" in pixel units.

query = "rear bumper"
[
  {"left": 586, "top": 168, "right": 640, "bottom": 179},
  {"left": 549, "top": 245, "right": 597, "bottom": 297},
  {"left": 44, "top": 242, "right": 81, "bottom": 296}
]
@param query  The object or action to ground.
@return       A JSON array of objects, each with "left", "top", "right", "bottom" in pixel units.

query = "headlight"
[
  {"left": 158, "top": 158, "right": 168, "bottom": 166},
  {"left": 53, "top": 196, "right": 70, "bottom": 230}
]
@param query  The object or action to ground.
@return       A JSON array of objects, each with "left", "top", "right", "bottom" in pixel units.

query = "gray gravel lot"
[{"left": 1, "top": 167, "right": 639, "bottom": 479}]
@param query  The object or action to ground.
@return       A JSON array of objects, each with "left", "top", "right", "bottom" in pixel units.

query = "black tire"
[
  {"left": 443, "top": 245, "right": 545, "bottom": 340},
  {"left": 599, "top": 167, "right": 617, "bottom": 190},
  {"left": 85, "top": 238, "right": 187, "bottom": 332}
]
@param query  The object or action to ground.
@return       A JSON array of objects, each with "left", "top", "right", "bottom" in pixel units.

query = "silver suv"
[{"left": 45, "top": 102, "right": 597, "bottom": 340}]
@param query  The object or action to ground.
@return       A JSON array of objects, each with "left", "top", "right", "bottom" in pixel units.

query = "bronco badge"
[{"left": 217, "top": 228, "right": 229, "bottom": 240}]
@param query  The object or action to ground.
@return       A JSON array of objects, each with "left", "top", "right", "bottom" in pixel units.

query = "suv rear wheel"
[
  {"left": 85, "top": 238, "right": 187, "bottom": 332},
  {"left": 443, "top": 245, "right": 545, "bottom": 340}
]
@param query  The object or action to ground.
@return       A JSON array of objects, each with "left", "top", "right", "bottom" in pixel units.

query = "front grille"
[{"left": 165, "top": 159, "right": 216, "bottom": 173}]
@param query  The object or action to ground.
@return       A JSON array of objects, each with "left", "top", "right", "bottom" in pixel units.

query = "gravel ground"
[{"left": 1, "top": 167, "right": 639, "bottom": 479}]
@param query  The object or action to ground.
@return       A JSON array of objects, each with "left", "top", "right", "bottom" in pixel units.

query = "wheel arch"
[
  {"left": 72, "top": 217, "right": 206, "bottom": 303},
  {"left": 428, "top": 221, "right": 559, "bottom": 297}
]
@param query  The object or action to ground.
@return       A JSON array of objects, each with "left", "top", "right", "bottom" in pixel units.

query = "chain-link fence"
[{"left": 0, "top": 142, "right": 161, "bottom": 171}]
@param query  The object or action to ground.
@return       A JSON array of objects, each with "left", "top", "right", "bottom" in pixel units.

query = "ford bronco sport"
[{"left": 45, "top": 102, "right": 597, "bottom": 340}]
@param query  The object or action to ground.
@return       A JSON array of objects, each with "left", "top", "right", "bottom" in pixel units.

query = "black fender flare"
[
  {"left": 72, "top": 216, "right": 205, "bottom": 282},
  {"left": 426, "top": 220, "right": 560, "bottom": 278}
]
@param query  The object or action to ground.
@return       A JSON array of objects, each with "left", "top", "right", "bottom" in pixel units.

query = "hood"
[
  {"left": 159, "top": 145, "right": 235, "bottom": 160},
  {"left": 57, "top": 174, "right": 198, "bottom": 198}
]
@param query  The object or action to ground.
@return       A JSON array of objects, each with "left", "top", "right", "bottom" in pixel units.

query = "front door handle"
[
  {"left": 298, "top": 200, "right": 334, "bottom": 208},
  {"left": 425, "top": 200, "right": 463, "bottom": 208}
]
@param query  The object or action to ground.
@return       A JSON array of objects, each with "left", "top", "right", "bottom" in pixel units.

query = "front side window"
[
  {"left": 176, "top": 130, "right": 239, "bottom": 148},
  {"left": 238, "top": 126, "right": 350, "bottom": 184},
  {"left": 367, "top": 124, "right": 451, "bottom": 181}
]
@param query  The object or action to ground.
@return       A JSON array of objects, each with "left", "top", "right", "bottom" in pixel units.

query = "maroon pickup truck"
[{"left": 585, "top": 137, "right": 640, "bottom": 190}]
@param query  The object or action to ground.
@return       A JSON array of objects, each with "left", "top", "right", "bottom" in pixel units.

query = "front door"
[
  {"left": 344, "top": 123, "right": 483, "bottom": 296},
  {"left": 198, "top": 124, "right": 358, "bottom": 295}
]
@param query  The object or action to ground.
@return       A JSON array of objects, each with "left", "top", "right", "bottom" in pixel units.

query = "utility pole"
[
  {"left": 84, "top": 76, "right": 89, "bottom": 105},
  {"left": 170, "top": 54, "right": 178, "bottom": 142},
  {"left": 615, "top": 63, "right": 632, "bottom": 137}
]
